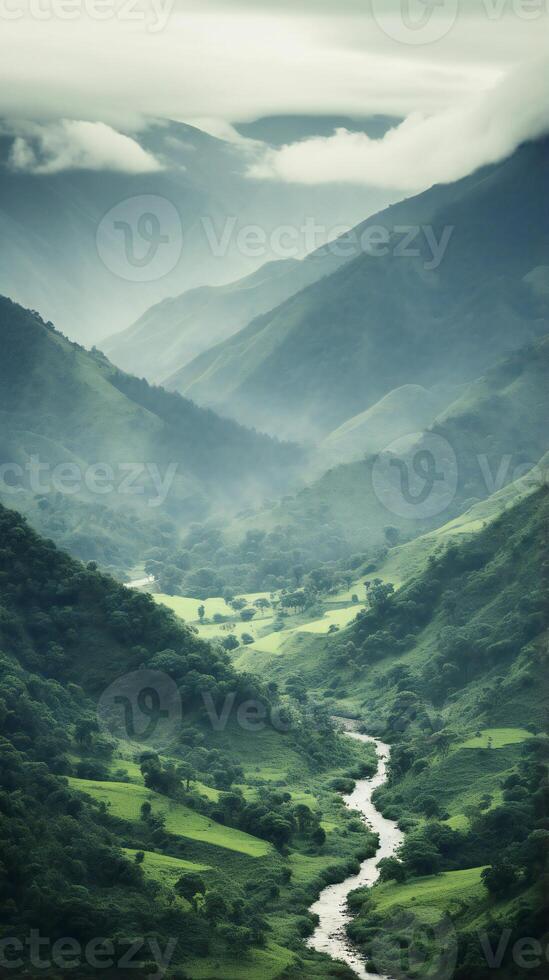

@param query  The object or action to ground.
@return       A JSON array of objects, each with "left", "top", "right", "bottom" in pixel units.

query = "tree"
[
  {"left": 400, "top": 835, "right": 441, "bottom": 876},
  {"left": 311, "top": 826, "right": 326, "bottom": 847},
  {"left": 384, "top": 526, "right": 400, "bottom": 547},
  {"left": 377, "top": 857, "right": 406, "bottom": 883},
  {"left": 365, "top": 578, "right": 395, "bottom": 614},
  {"left": 230, "top": 598, "right": 247, "bottom": 611},
  {"left": 481, "top": 862, "right": 519, "bottom": 897},
  {"left": 240, "top": 608, "right": 256, "bottom": 622},
  {"left": 134, "top": 851, "right": 145, "bottom": 864},
  {"left": 74, "top": 718, "right": 99, "bottom": 747},
  {"left": 240, "top": 633, "right": 254, "bottom": 645},
  {"left": 294, "top": 803, "right": 314, "bottom": 832},
  {"left": 204, "top": 890, "right": 227, "bottom": 923},
  {"left": 175, "top": 873, "right": 206, "bottom": 903},
  {"left": 197, "top": 604, "right": 205, "bottom": 622},
  {"left": 253, "top": 598, "right": 270, "bottom": 611},
  {"left": 222, "top": 634, "right": 239, "bottom": 651},
  {"left": 218, "top": 925, "right": 253, "bottom": 955},
  {"left": 178, "top": 762, "right": 196, "bottom": 791}
]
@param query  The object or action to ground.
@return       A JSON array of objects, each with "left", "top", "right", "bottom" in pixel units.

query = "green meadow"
[{"left": 68, "top": 777, "right": 272, "bottom": 857}]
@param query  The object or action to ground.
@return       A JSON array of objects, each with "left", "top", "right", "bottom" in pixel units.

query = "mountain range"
[
  {"left": 0, "top": 118, "right": 399, "bottom": 346},
  {"left": 0, "top": 296, "right": 301, "bottom": 575},
  {"left": 162, "top": 138, "right": 549, "bottom": 441}
]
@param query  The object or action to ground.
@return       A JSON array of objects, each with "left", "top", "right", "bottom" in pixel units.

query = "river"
[{"left": 307, "top": 720, "right": 403, "bottom": 979}]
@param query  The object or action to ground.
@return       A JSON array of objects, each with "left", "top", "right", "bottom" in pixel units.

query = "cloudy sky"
[{"left": 1, "top": 0, "right": 548, "bottom": 190}]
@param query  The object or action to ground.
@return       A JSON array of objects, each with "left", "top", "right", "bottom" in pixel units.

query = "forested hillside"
[
  {"left": 0, "top": 502, "right": 386, "bottom": 979},
  {"left": 0, "top": 297, "right": 301, "bottom": 577},
  {"left": 153, "top": 335, "right": 549, "bottom": 597},
  {"left": 234, "top": 488, "right": 549, "bottom": 979}
]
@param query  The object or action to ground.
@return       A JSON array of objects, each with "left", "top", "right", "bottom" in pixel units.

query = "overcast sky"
[{"left": 1, "top": 0, "right": 548, "bottom": 189}]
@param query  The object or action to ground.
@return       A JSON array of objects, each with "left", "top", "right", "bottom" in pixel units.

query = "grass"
[
  {"left": 184, "top": 942, "right": 295, "bottom": 980},
  {"left": 295, "top": 606, "right": 362, "bottom": 634},
  {"left": 123, "top": 848, "right": 211, "bottom": 883},
  {"left": 68, "top": 778, "right": 271, "bottom": 857},
  {"left": 371, "top": 866, "right": 487, "bottom": 915},
  {"left": 457, "top": 727, "right": 532, "bottom": 750},
  {"left": 155, "top": 592, "right": 273, "bottom": 624}
]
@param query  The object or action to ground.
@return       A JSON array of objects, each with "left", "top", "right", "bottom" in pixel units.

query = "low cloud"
[
  {"left": 248, "top": 58, "right": 549, "bottom": 191},
  {"left": 7, "top": 120, "right": 163, "bottom": 175}
]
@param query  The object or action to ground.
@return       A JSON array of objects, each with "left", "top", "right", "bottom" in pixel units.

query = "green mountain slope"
[
  {"left": 315, "top": 383, "right": 457, "bottom": 471},
  {"left": 224, "top": 334, "right": 549, "bottom": 571},
  {"left": 170, "top": 138, "right": 549, "bottom": 440},
  {"left": 0, "top": 503, "right": 383, "bottom": 979},
  {"left": 104, "top": 255, "right": 348, "bottom": 384},
  {"left": 0, "top": 297, "right": 301, "bottom": 576},
  {"left": 235, "top": 488, "right": 549, "bottom": 980}
]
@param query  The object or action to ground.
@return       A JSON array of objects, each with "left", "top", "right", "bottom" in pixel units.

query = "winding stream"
[{"left": 307, "top": 720, "right": 403, "bottom": 979}]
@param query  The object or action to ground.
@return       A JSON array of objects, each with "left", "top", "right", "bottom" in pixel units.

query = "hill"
[
  {"left": 219, "top": 333, "right": 549, "bottom": 576},
  {"left": 170, "top": 138, "right": 549, "bottom": 441},
  {"left": 0, "top": 502, "right": 384, "bottom": 979},
  {"left": 233, "top": 487, "right": 549, "bottom": 980},
  {"left": 104, "top": 255, "right": 348, "bottom": 384},
  {"left": 315, "top": 383, "right": 456, "bottom": 472},
  {"left": 0, "top": 297, "right": 301, "bottom": 577}
]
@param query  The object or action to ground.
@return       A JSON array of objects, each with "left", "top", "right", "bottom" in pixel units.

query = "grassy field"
[
  {"left": 457, "top": 727, "right": 532, "bottom": 749},
  {"left": 371, "top": 866, "right": 487, "bottom": 915},
  {"left": 68, "top": 778, "right": 271, "bottom": 857},
  {"left": 155, "top": 592, "right": 272, "bottom": 623},
  {"left": 184, "top": 942, "right": 295, "bottom": 980},
  {"left": 123, "top": 848, "right": 211, "bottom": 882}
]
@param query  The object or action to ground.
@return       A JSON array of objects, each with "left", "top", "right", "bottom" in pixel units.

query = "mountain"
[
  {"left": 0, "top": 297, "right": 302, "bottom": 576},
  {"left": 231, "top": 484, "right": 549, "bottom": 980},
  {"left": 0, "top": 501, "right": 381, "bottom": 979},
  {"left": 218, "top": 333, "right": 549, "bottom": 576},
  {"left": 103, "top": 253, "right": 348, "bottom": 384},
  {"left": 0, "top": 119, "right": 400, "bottom": 346},
  {"left": 233, "top": 113, "right": 401, "bottom": 146},
  {"left": 315, "top": 383, "right": 457, "bottom": 472},
  {"left": 170, "top": 138, "right": 549, "bottom": 441}
]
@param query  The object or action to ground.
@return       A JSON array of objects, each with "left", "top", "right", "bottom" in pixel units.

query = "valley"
[{"left": 0, "top": 71, "right": 547, "bottom": 980}]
